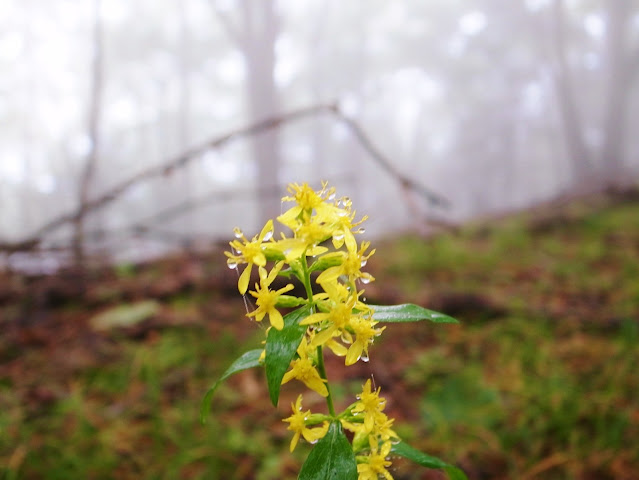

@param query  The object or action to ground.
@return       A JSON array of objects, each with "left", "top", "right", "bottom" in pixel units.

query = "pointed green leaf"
[
  {"left": 298, "top": 421, "right": 357, "bottom": 480},
  {"left": 371, "top": 304, "right": 459, "bottom": 324},
  {"left": 265, "top": 306, "right": 311, "bottom": 406},
  {"left": 200, "top": 348, "right": 263, "bottom": 424},
  {"left": 391, "top": 441, "right": 468, "bottom": 480}
]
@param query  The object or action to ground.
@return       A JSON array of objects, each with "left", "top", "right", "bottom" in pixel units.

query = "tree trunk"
[
  {"left": 549, "top": 0, "right": 593, "bottom": 188},
  {"left": 240, "top": 0, "right": 282, "bottom": 223},
  {"left": 177, "top": 0, "right": 193, "bottom": 234},
  {"left": 600, "top": 0, "right": 633, "bottom": 187},
  {"left": 73, "top": 0, "right": 103, "bottom": 269}
]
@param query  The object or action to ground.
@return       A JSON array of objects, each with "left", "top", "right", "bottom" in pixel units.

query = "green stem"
[
  {"left": 301, "top": 254, "right": 336, "bottom": 417},
  {"left": 316, "top": 345, "right": 336, "bottom": 417},
  {"left": 300, "top": 256, "right": 315, "bottom": 309}
]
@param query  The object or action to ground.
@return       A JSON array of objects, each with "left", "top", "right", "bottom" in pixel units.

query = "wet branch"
[{"left": 2, "top": 103, "right": 450, "bottom": 253}]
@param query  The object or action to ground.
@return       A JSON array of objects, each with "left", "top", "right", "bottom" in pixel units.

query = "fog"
[{"left": 1, "top": 0, "right": 638, "bottom": 269}]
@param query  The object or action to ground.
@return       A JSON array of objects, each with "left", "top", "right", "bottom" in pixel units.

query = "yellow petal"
[
  {"left": 345, "top": 342, "right": 363, "bottom": 366},
  {"left": 277, "top": 206, "right": 302, "bottom": 227},
  {"left": 259, "top": 219, "right": 274, "bottom": 241},
  {"left": 258, "top": 265, "right": 268, "bottom": 282},
  {"left": 254, "top": 252, "right": 267, "bottom": 267},
  {"left": 289, "top": 431, "right": 301, "bottom": 452},
  {"left": 312, "top": 327, "right": 336, "bottom": 347},
  {"left": 238, "top": 264, "right": 252, "bottom": 294},
  {"left": 269, "top": 309, "right": 284, "bottom": 330},
  {"left": 326, "top": 339, "right": 348, "bottom": 357},
  {"left": 316, "top": 267, "right": 340, "bottom": 286},
  {"left": 281, "top": 370, "right": 295, "bottom": 385},
  {"left": 302, "top": 422, "right": 329, "bottom": 444},
  {"left": 300, "top": 312, "right": 330, "bottom": 325},
  {"left": 305, "top": 377, "right": 329, "bottom": 397}
]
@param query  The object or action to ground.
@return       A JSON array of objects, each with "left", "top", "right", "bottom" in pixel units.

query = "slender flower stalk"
[{"left": 215, "top": 182, "right": 464, "bottom": 480}]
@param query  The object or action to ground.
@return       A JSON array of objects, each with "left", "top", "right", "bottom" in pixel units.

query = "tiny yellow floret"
[
  {"left": 247, "top": 261, "right": 294, "bottom": 330},
  {"left": 282, "top": 395, "right": 329, "bottom": 452},
  {"left": 226, "top": 220, "right": 274, "bottom": 294}
]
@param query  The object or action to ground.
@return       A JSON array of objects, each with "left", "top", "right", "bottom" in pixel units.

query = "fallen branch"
[{"left": 2, "top": 103, "right": 450, "bottom": 253}]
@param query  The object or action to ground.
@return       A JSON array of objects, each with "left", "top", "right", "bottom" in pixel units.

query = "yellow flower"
[
  {"left": 342, "top": 388, "right": 398, "bottom": 450},
  {"left": 277, "top": 182, "right": 337, "bottom": 228},
  {"left": 316, "top": 240, "right": 375, "bottom": 287},
  {"left": 282, "top": 395, "right": 329, "bottom": 452},
  {"left": 352, "top": 379, "right": 386, "bottom": 432},
  {"left": 371, "top": 412, "right": 398, "bottom": 443},
  {"left": 302, "top": 282, "right": 359, "bottom": 347},
  {"left": 247, "top": 261, "right": 294, "bottom": 330},
  {"left": 345, "top": 315, "right": 385, "bottom": 366},
  {"left": 281, "top": 344, "right": 329, "bottom": 397},
  {"left": 356, "top": 439, "right": 394, "bottom": 480},
  {"left": 293, "top": 222, "right": 334, "bottom": 249},
  {"left": 226, "top": 220, "right": 274, "bottom": 294}
]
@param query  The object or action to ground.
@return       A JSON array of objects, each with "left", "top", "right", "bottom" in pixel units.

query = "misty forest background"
[
  {"left": 1, "top": 1, "right": 639, "bottom": 479},
  {"left": 2, "top": 0, "right": 639, "bottom": 265}
]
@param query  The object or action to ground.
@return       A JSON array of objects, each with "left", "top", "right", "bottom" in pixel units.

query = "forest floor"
[{"left": 1, "top": 190, "right": 638, "bottom": 479}]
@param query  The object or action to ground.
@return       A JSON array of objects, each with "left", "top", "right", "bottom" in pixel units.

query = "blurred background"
[
  {"left": 1, "top": 1, "right": 638, "bottom": 479},
  {"left": 1, "top": 0, "right": 638, "bottom": 267}
]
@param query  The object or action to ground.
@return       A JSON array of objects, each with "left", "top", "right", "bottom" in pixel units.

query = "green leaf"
[
  {"left": 391, "top": 441, "right": 468, "bottom": 480},
  {"left": 265, "top": 306, "right": 311, "bottom": 406},
  {"left": 298, "top": 421, "right": 357, "bottom": 480},
  {"left": 200, "top": 348, "right": 263, "bottom": 424},
  {"left": 371, "top": 304, "right": 459, "bottom": 324}
]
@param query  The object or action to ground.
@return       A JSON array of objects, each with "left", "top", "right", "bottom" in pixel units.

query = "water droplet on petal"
[
  {"left": 328, "top": 193, "right": 336, "bottom": 201},
  {"left": 227, "top": 260, "right": 238, "bottom": 269},
  {"left": 333, "top": 232, "right": 345, "bottom": 241},
  {"left": 360, "top": 354, "right": 369, "bottom": 363},
  {"left": 233, "top": 228, "right": 243, "bottom": 239},
  {"left": 360, "top": 259, "right": 367, "bottom": 267},
  {"left": 360, "top": 276, "right": 371, "bottom": 284},
  {"left": 263, "top": 230, "right": 273, "bottom": 241}
]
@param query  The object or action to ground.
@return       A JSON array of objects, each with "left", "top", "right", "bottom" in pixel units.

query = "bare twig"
[
  {"left": 3, "top": 103, "right": 450, "bottom": 253},
  {"left": 328, "top": 105, "right": 450, "bottom": 208},
  {"left": 27, "top": 104, "right": 335, "bottom": 242}
]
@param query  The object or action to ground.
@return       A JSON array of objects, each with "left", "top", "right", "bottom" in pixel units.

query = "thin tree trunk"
[
  {"left": 549, "top": 0, "right": 593, "bottom": 188},
  {"left": 73, "top": 0, "right": 103, "bottom": 268},
  {"left": 600, "top": 0, "right": 632, "bottom": 187},
  {"left": 177, "top": 0, "right": 193, "bottom": 233},
  {"left": 240, "top": 0, "right": 282, "bottom": 223}
]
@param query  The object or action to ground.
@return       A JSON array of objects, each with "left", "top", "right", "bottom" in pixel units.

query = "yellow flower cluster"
[
  {"left": 282, "top": 394, "right": 329, "bottom": 452},
  {"left": 225, "top": 181, "right": 382, "bottom": 368},
  {"left": 226, "top": 182, "right": 396, "bottom": 478},
  {"left": 345, "top": 380, "right": 398, "bottom": 480}
]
